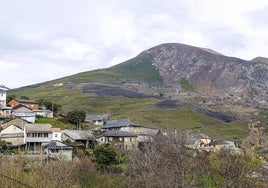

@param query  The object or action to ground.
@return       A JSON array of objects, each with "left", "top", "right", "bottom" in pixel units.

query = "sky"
[{"left": 1, "top": 0, "right": 268, "bottom": 89}]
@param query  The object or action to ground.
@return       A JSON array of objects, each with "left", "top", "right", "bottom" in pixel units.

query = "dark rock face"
[
  {"left": 142, "top": 43, "right": 268, "bottom": 108},
  {"left": 82, "top": 84, "right": 157, "bottom": 98}
]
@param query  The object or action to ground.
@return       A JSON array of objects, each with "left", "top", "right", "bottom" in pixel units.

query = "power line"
[{"left": 0, "top": 173, "right": 34, "bottom": 188}]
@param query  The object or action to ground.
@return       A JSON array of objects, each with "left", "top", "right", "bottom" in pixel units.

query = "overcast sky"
[{"left": 1, "top": 0, "right": 268, "bottom": 88}]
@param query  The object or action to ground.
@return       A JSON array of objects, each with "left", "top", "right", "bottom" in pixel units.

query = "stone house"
[
  {"left": 102, "top": 119, "right": 140, "bottom": 132},
  {"left": 0, "top": 117, "right": 30, "bottom": 130},
  {"left": 185, "top": 133, "right": 211, "bottom": 150},
  {"left": 85, "top": 114, "right": 106, "bottom": 125},
  {"left": 96, "top": 130, "right": 138, "bottom": 150},
  {"left": 101, "top": 119, "right": 161, "bottom": 148},
  {"left": 24, "top": 124, "right": 53, "bottom": 152},
  {"left": 61, "top": 130, "right": 95, "bottom": 148},
  {"left": 12, "top": 104, "right": 36, "bottom": 123},
  {"left": 0, "top": 124, "right": 25, "bottom": 147},
  {"left": 43, "top": 140, "right": 73, "bottom": 161}
]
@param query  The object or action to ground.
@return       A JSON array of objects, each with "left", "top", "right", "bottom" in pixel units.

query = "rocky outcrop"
[{"left": 140, "top": 43, "right": 267, "bottom": 110}]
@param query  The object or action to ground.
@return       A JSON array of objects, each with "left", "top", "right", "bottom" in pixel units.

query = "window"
[
  {"left": 130, "top": 138, "right": 132, "bottom": 142},
  {"left": 55, "top": 134, "right": 58, "bottom": 138}
]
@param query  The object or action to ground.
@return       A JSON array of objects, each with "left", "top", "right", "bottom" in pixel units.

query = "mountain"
[{"left": 10, "top": 43, "right": 268, "bottom": 128}]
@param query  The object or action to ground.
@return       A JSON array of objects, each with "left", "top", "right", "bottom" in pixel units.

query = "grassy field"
[{"left": 32, "top": 92, "right": 249, "bottom": 142}]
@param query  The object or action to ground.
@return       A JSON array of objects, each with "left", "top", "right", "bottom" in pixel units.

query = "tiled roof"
[
  {"left": 14, "top": 98, "right": 37, "bottom": 104},
  {"left": 185, "top": 137, "right": 197, "bottom": 145},
  {"left": 24, "top": 124, "right": 52, "bottom": 133},
  {"left": 61, "top": 130, "right": 94, "bottom": 140},
  {"left": 45, "top": 141, "right": 73, "bottom": 150},
  {"left": 86, "top": 114, "right": 103, "bottom": 121},
  {"left": 209, "top": 140, "right": 229, "bottom": 145},
  {"left": 192, "top": 133, "right": 210, "bottom": 139},
  {"left": 104, "top": 130, "right": 137, "bottom": 137},
  {"left": 139, "top": 127, "right": 160, "bottom": 136},
  {"left": 103, "top": 119, "right": 139, "bottom": 128}
]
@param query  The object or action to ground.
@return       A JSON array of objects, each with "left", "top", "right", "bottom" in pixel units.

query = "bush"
[{"left": 93, "top": 145, "right": 118, "bottom": 169}]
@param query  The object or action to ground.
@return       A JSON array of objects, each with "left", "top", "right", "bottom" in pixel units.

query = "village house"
[
  {"left": 101, "top": 119, "right": 161, "bottom": 148},
  {"left": 24, "top": 124, "right": 53, "bottom": 152},
  {"left": 102, "top": 119, "right": 140, "bottom": 132},
  {"left": 96, "top": 130, "right": 138, "bottom": 150},
  {"left": 8, "top": 98, "right": 39, "bottom": 110},
  {"left": 51, "top": 128, "right": 61, "bottom": 141},
  {"left": 0, "top": 124, "right": 25, "bottom": 147},
  {"left": 43, "top": 140, "right": 73, "bottom": 161},
  {"left": 185, "top": 133, "right": 243, "bottom": 154},
  {"left": 85, "top": 114, "right": 108, "bottom": 125},
  {"left": 0, "top": 117, "right": 30, "bottom": 130},
  {"left": 0, "top": 84, "right": 8, "bottom": 107},
  {"left": 185, "top": 133, "right": 211, "bottom": 150},
  {"left": 61, "top": 130, "right": 95, "bottom": 148},
  {"left": 33, "top": 109, "right": 53, "bottom": 118},
  {"left": 0, "top": 106, "right": 12, "bottom": 119},
  {"left": 12, "top": 104, "right": 36, "bottom": 123}
]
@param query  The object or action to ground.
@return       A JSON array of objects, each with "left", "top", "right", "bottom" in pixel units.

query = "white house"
[
  {"left": 52, "top": 128, "right": 61, "bottom": 141},
  {"left": 0, "top": 84, "right": 8, "bottom": 107},
  {"left": 33, "top": 109, "right": 53, "bottom": 118},
  {"left": 0, "top": 124, "right": 25, "bottom": 146}
]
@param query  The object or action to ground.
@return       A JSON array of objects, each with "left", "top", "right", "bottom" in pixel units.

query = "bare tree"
[{"left": 126, "top": 130, "right": 194, "bottom": 188}]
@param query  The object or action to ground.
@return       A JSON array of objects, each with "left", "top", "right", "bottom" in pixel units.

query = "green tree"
[
  {"left": 67, "top": 109, "right": 86, "bottom": 129},
  {"left": 37, "top": 99, "right": 62, "bottom": 114},
  {"left": 93, "top": 145, "right": 118, "bottom": 169}
]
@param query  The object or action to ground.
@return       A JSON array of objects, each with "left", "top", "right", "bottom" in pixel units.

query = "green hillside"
[{"left": 8, "top": 52, "right": 249, "bottom": 142}]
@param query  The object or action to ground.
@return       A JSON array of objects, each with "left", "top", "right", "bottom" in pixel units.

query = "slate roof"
[
  {"left": 192, "top": 133, "right": 210, "bottom": 139},
  {"left": 185, "top": 133, "right": 210, "bottom": 145},
  {"left": 0, "top": 84, "right": 9, "bottom": 90},
  {"left": 209, "top": 140, "right": 229, "bottom": 145},
  {"left": 61, "top": 130, "right": 94, "bottom": 141},
  {"left": 104, "top": 130, "right": 137, "bottom": 137},
  {"left": 185, "top": 137, "right": 198, "bottom": 145},
  {"left": 24, "top": 124, "right": 52, "bottom": 133},
  {"left": 45, "top": 141, "right": 73, "bottom": 150},
  {"left": 13, "top": 104, "right": 33, "bottom": 111},
  {"left": 13, "top": 98, "right": 38, "bottom": 104},
  {"left": 86, "top": 114, "right": 103, "bottom": 121},
  {"left": 103, "top": 119, "right": 139, "bottom": 128}
]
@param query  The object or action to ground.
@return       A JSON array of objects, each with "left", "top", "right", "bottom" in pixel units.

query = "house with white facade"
[
  {"left": 51, "top": 128, "right": 61, "bottom": 141},
  {"left": 0, "top": 84, "right": 8, "bottom": 107},
  {"left": 0, "top": 124, "right": 25, "bottom": 147},
  {"left": 24, "top": 124, "right": 53, "bottom": 152}
]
